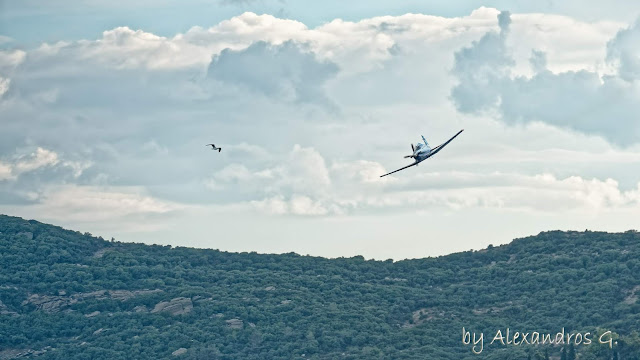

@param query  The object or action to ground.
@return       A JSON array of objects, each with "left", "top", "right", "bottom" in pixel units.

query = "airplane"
[
  {"left": 380, "top": 129, "right": 464, "bottom": 177},
  {"left": 206, "top": 143, "right": 222, "bottom": 152}
]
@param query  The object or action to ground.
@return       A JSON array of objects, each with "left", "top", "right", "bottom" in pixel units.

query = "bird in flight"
[
  {"left": 206, "top": 144, "right": 222, "bottom": 152},
  {"left": 380, "top": 129, "right": 464, "bottom": 177}
]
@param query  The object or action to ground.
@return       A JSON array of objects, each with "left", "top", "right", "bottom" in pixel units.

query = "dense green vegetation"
[{"left": 0, "top": 215, "right": 639, "bottom": 359}]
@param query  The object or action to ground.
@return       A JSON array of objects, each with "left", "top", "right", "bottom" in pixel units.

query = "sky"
[{"left": 1, "top": 1, "right": 640, "bottom": 260}]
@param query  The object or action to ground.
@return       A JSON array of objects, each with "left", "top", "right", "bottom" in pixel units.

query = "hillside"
[{"left": 0, "top": 215, "right": 639, "bottom": 359}]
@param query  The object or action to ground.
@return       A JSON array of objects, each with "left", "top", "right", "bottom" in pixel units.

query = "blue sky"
[{"left": 1, "top": 1, "right": 640, "bottom": 259}]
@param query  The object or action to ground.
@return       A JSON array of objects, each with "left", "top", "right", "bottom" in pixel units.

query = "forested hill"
[{"left": 0, "top": 215, "right": 639, "bottom": 360}]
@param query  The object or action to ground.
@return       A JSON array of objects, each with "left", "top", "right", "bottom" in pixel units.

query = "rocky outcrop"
[
  {"left": 225, "top": 318, "right": 243, "bottom": 329},
  {"left": 22, "top": 289, "right": 163, "bottom": 313},
  {"left": 172, "top": 348, "right": 187, "bottom": 356},
  {"left": 85, "top": 311, "right": 100, "bottom": 318},
  {"left": 0, "top": 300, "right": 18, "bottom": 316},
  {"left": 109, "top": 289, "right": 162, "bottom": 301},
  {"left": 22, "top": 294, "right": 78, "bottom": 313},
  {"left": 151, "top": 297, "right": 193, "bottom": 316},
  {"left": 624, "top": 285, "right": 640, "bottom": 304},
  {"left": 0, "top": 347, "right": 51, "bottom": 359},
  {"left": 133, "top": 305, "right": 148, "bottom": 313}
]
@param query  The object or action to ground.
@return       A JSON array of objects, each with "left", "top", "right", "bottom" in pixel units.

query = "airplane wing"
[
  {"left": 426, "top": 129, "right": 464, "bottom": 158},
  {"left": 380, "top": 161, "right": 419, "bottom": 178}
]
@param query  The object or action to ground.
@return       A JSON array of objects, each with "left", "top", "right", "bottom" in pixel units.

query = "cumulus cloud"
[
  {"left": 0, "top": 77, "right": 9, "bottom": 98},
  {"left": 0, "top": 185, "right": 185, "bottom": 234},
  {"left": 39, "top": 27, "right": 212, "bottom": 70},
  {"left": 13, "top": 147, "right": 59, "bottom": 173},
  {"left": 207, "top": 41, "right": 338, "bottom": 105},
  {"left": 0, "top": 36, "right": 13, "bottom": 45},
  {"left": 451, "top": 11, "right": 640, "bottom": 146},
  {"left": 606, "top": 19, "right": 640, "bottom": 82},
  {"left": 210, "top": 144, "right": 331, "bottom": 199},
  {"left": 251, "top": 195, "right": 333, "bottom": 216},
  {"left": 33, "top": 185, "right": 181, "bottom": 221},
  {"left": 450, "top": 10, "right": 514, "bottom": 114},
  {"left": 0, "top": 49, "right": 26, "bottom": 71},
  {"left": 0, "top": 147, "right": 92, "bottom": 203},
  {"left": 0, "top": 162, "right": 12, "bottom": 181}
]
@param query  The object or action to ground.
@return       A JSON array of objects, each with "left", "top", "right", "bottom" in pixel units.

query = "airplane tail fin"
[{"left": 421, "top": 135, "right": 430, "bottom": 150}]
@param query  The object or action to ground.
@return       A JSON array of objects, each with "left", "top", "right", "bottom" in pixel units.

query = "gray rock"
[
  {"left": 133, "top": 305, "right": 148, "bottom": 313},
  {"left": 110, "top": 289, "right": 162, "bottom": 301},
  {"left": 151, "top": 297, "right": 193, "bottom": 316},
  {"left": 225, "top": 318, "right": 243, "bottom": 329},
  {"left": 76, "top": 290, "right": 107, "bottom": 300},
  {"left": 22, "top": 289, "right": 162, "bottom": 313},
  {"left": 22, "top": 294, "right": 78, "bottom": 313},
  {"left": 172, "top": 348, "right": 188, "bottom": 356},
  {"left": 0, "top": 300, "right": 18, "bottom": 316}
]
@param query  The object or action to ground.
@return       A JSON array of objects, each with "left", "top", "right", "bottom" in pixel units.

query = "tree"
[{"left": 567, "top": 344, "right": 576, "bottom": 360}]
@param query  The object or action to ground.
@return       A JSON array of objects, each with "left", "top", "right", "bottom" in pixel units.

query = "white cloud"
[
  {"left": 214, "top": 163, "right": 257, "bottom": 183},
  {"left": 29, "top": 185, "right": 182, "bottom": 221},
  {"left": 207, "top": 40, "right": 338, "bottom": 105},
  {"left": 0, "top": 185, "right": 185, "bottom": 234},
  {"left": 80, "top": 27, "right": 212, "bottom": 70},
  {"left": 14, "top": 147, "right": 60, "bottom": 173},
  {"left": 0, "top": 162, "right": 13, "bottom": 181},
  {"left": 0, "top": 49, "right": 26, "bottom": 71},
  {"left": 251, "top": 194, "right": 332, "bottom": 216},
  {"left": 0, "top": 36, "right": 13, "bottom": 45},
  {"left": 606, "top": 19, "right": 640, "bottom": 81},
  {"left": 0, "top": 147, "right": 92, "bottom": 190},
  {"left": 451, "top": 11, "right": 640, "bottom": 146},
  {"left": 0, "top": 77, "right": 9, "bottom": 98},
  {"left": 11, "top": 8, "right": 621, "bottom": 78}
]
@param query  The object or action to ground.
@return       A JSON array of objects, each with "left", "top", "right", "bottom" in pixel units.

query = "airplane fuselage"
[{"left": 412, "top": 143, "right": 431, "bottom": 163}]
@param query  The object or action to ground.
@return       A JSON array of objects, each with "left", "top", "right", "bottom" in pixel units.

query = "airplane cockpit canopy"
[{"left": 415, "top": 143, "right": 424, "bottom": 149}]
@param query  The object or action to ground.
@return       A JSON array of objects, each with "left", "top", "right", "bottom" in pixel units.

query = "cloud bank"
[{"left": 451, "top": 11, "right": 640, "bottom": 146}]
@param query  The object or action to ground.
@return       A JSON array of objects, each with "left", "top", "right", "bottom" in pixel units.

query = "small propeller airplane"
[{"left": 380, "top": 129, "right": 464, "bottom": 177}]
